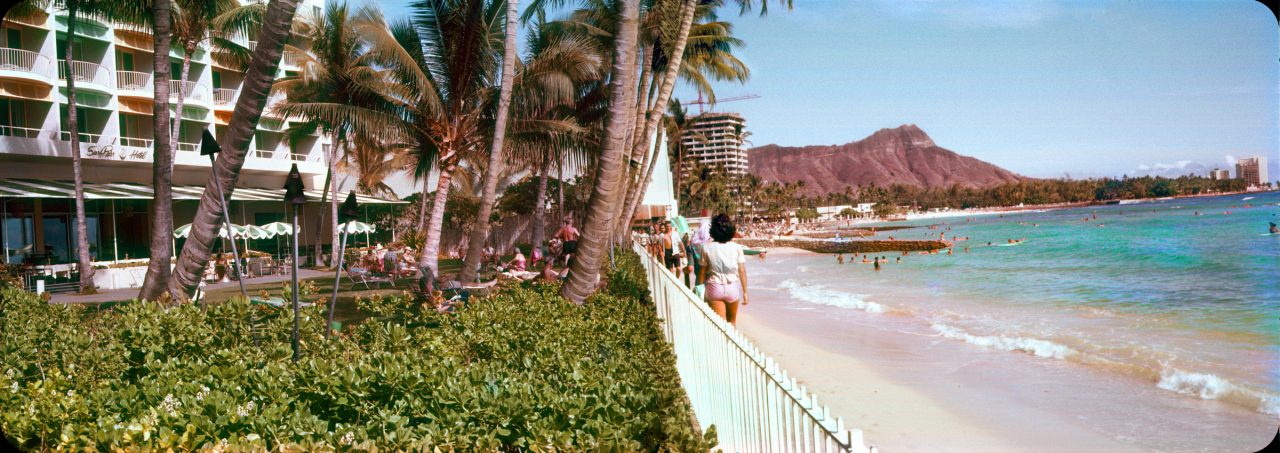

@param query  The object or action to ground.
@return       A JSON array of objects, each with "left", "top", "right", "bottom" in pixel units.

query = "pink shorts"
[{"left": 705, "top": 281, "right": 742, "bottom": 303}]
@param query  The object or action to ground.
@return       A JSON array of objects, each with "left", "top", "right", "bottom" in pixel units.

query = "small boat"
[{"left": 1242, "top": 196, "right": 1255, "bottom": 201}]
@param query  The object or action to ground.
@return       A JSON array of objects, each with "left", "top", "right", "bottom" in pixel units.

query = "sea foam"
[
  {"left": 778, "top": 280, "right": 885, "bottom": 314},
  {"left": 1157, "top": 368, "right": 1280, "bottom": 416},
  {"left": 930, "top": 323, "right": 1077, "bottom": 360}
]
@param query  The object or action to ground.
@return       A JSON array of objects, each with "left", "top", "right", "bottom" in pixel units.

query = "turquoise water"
[{"left": 768, "top": 191, "right": 1280, "bottom": 416}]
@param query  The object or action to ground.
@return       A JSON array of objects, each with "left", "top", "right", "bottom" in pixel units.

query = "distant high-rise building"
[
  {"left": 679, "top": 112, "right": 748, "bottom": 176},
  {"left": 1235, "top": 156, "right": 1269, "bottom": 187},
  {"left": 1209, "top": 168, "right": 1230, "bottom": 180}
]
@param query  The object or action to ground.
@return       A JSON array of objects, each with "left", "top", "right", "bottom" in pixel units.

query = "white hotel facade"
[{"left": 0, "top": 2, "right": 387, "bottom": 269}]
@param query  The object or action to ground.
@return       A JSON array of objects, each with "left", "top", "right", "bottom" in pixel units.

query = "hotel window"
[
  {"left": 5, "top": 28, "right": 20, "bottom": 48},
  {"left": 0, "top": 98, "right": 30, "bottom": 136}
]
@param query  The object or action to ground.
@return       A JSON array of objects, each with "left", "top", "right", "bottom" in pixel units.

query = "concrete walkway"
[{"left": 50, "top": 269, "right": 330, "bottom": 304}]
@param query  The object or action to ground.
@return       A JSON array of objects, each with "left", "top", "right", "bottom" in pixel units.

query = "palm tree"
[
  {"left": 139, "top": 0, "right": 175, "bottom": 300},
  {"left": 458, "top": 0, "right": 519, "bottom": 283},
  {"left": 55, "top": 0, "right": 147, "bottom": 293},
  {"left": 560, "top": 0, "right": 640, "bottom": 303},
  {"left": 168, "top": 0, "right": 306, "bottom": 299},
  {"left": 274, "top": 1, "right": 382, "bottom": 267}
]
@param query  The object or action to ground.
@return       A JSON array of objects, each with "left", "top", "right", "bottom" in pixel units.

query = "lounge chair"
[{"left": 344, "top": 264, "right": 394, "bottom": 290}]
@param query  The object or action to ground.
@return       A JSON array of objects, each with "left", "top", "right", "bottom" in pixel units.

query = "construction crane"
[{"left": 681, "top": 93, "right": 760, "bottom": 114}]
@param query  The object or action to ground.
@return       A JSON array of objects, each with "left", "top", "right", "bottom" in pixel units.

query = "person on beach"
[
  {"left": 662, "top": 220, "right": 685, "bottom": 277},
  {"left": 503, "top": 248, "right": 527, "bottom": 272},
  {"left": 383, "top": 244, "right": 400, "bottom": 279},
  {"left": 554, "top": 218, "right": 580, "bottom": 267},
  {"left": 699, "top": 214, "right": 749, "bottom": 326},
  {"left": 539, "top": 259, "right": 559, "bottom": 282},
  {"left": 837, "top": 254, "right": 844, "bottom": 264}
]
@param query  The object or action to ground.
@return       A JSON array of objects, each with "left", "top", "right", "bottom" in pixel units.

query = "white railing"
[
  {"left": 634, "top": 242, "right": 873, "bottom": 453},
  {"left": 116, "top": 137, "right": 153, "bottom": 161},
  {"left": 0, "top": 48, "right": 54, "bottom": 80},
  {"left": 213, "top": 88, "right": 237, "bottom": 106},
  {"left": 281, "top": 51, "right": 304, "bottom": 67},
  {"left": 118, "top": 136, "right": 153, "bottom": 148},
  {"left": 58, "top": 130, "right": 107, "bottom": 144},
  {"left": 176, "top": 141, "right": 199, "bottom": 153},
  {"left": 57, "top": 60, "right": 113, "bottom": 87},
  {"left": 116, "top": 70, "right": 152, "bottom": 91},
  {"left": 169, "top": 80, "right": 210, "bottom": 103},
  {"left": 250, "top": 148, "right": 273, "bottom": 159},
  {"left": 0, "top": 125, "right": 43, "bottom": 138}
]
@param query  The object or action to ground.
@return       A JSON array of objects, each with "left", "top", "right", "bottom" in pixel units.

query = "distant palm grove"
[{"left": 679, "top": 168, "right": 1253, "bottom": 219}]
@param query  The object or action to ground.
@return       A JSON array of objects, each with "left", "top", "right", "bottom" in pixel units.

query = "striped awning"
[{"left": 0, "top": 179, "right": 404, "bottom": 204}]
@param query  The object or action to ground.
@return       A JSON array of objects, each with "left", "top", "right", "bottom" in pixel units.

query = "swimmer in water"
[
  {"left": 837, "top": 254, "right": 844, "bottom": 264},
  {"left": 1270, "top": 222, "right": 1278, "bottom": 234}
]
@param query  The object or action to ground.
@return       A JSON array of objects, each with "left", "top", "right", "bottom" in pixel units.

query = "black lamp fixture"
[
  {"left": 283, "top": 164, "right": 307, "bottom": 205},
  {"left": 328, "top": 191, "right": 360, "bottom": 338},
  {"left": 284, "top": 163, "right": 305, "bottom": 361},
  {"left": 200, "top": 130, "right": 220, "bottom": 157}
]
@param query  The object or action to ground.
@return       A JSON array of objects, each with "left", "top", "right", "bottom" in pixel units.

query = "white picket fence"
[{"left": 634, "top": 242, "right": 875, "bottom": 453}]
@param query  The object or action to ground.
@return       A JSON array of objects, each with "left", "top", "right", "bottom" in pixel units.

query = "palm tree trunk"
[
  {"left": 529, "top": 156, "right": 550, "bottom": 255},
  {"left": 168, "top": 0, "right": 302, "bottom": 300},
  {"left": 328, "top": 135, "right": 340, "bottom": 267},
  {"left": 459, "top": 0, "right": 519, "bottom": 283},
  {"left": 169, "top": 50, "right": 192, "bottom": 154},
  {"left": 139, "top": 0, "right": 174, "bottom": 300},
  {"left": 624, "top": 126, "right": 664, "bottom": 225},
  {"left": 63, "top": 2, "right": 95, "bottom": 293},
  {"left": 557, "top": 156, "right": 565, "bottom": 220},
  {"left": 418, "top": 162, "right": 455, "bottom": 277},
  {"left": 416, "top": 176, "right": 429, "bottom": 231},
  {"left": 630, "top": 0, "right": 695, "bottom": 191},
  {"left": 561, "top": 0, "right": 641, "bottom": 304},
  {"left": 315, "top": 167, "right": 331, "bottom": 264}
]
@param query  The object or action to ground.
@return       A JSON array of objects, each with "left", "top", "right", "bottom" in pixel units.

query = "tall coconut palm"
[
  {"left": 560, "top": 0, "right": 640, "bottom": 303},
  {"left": 313, "top": 0, "right": 504, "bottom": 278},
  {"left": 55, "top": 0, "right": 147, "bottom": 293},
  {"left": 138, "top": 0, "right": 175, "bottom": 300},
  {"left": 274, "top": 1, "right": 384, "bottom": 267},
  {"left": 169, "top": 0, "right": 304, "bottom": 299},
  {"left": 458, "top": 0, "right": 519, "bottom": 283}
]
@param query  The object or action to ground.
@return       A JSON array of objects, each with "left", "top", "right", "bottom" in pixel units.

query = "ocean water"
[{"left": 758, "top": 192, "right": 1280, "bottom": 419}]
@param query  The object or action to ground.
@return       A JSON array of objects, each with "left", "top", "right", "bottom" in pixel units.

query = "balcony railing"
[
  {"left": 58, "top": 60, "right": 113, "bottom": 87},
  {"left": 176, "top": 141, "right": 199, "bottom": 153},
  {"left": 169, "top": 80, "right": 210, "bottom": 103},
  {"left": 0, "top": 48, "right": 55, "bottom": 81},
  {"left": 213, "top": 88, "right": 237, "bottom": 106},
  {"left": 116, "top": 70, "right": 152, "bottom": 92},
  {"left": 58, "top": 130, "right": 107, "bottom": 144},
  {"left": 0, "top": 125, "right": 43, "bottom": 139},
  {"left": 118, "top": 136, "right": 154, "bottom": 148},
  {"left": 281, "top": 52, "right": 305, "bottom": 67}
]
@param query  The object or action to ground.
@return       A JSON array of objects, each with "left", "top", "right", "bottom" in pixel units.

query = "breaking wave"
[
  {"left": 778, "top": 280, "right": 885, "bottom": 314},
  {"left": 929, "top": 323, "right": 1077, "bottom": 360}
]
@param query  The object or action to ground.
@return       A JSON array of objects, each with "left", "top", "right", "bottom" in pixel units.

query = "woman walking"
[{"left": 699, "top": 214, "right": 749, "bottom": 326}]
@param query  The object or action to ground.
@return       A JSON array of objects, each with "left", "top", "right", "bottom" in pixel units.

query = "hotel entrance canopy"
[{"left": 0, "top": 179, "right": 405, "bottom": 204}]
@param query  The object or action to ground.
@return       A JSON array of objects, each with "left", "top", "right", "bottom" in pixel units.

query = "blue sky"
[{"left": 380, "top": 0, "right": 1278, "bottom": 179}]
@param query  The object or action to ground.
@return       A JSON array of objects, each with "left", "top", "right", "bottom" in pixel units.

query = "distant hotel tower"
[
  {"left": 1234, "top": 156, "right": 1269, "bottom": 187},
  {"left": 680, "top": 112, "right": 749, "bottom": 176},
  {"left": 1209, "top": 168, "right": 1230, "bottom": 180}
]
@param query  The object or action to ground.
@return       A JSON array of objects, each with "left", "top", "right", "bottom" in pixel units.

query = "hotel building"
[
  {"left": 679, "top": 112, "right": 749, "bottom": 176},
  {"left": 1234, "top": 156, "right": 1269, "bottom": 188},
  {"left": 1209, "top": 168, "right": 1230, "bottom": 180},
  {"left": 0, "top": 2, "right": 391, "bottom": 279}
]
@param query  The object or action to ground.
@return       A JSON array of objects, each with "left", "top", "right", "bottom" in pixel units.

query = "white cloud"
[{"left": 1132, "top": 160, "right": 1208, "bottom": 177}]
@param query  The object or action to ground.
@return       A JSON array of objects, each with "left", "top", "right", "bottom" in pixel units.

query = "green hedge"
[{"left": 0, "top": 251, "right": 714, "bottom": 451}]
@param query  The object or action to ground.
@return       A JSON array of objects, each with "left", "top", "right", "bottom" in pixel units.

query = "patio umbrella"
[
  {"left": 260, "top": 221, "right": 295, "bottom": 235},
  {"left": 240, "top": 224, "right": 274, "bottom": 240},
  {"left": 337, "top": 220, "right": 376, "bottom": 234},
  {"left": 174, "top": 223, "right": 244, "bottom": 239}
]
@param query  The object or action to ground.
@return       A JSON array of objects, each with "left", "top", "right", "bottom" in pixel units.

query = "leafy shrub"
[
  {"left": 0, "top": 265, "right": 21, "bottom": 289},
  {"left": 0, "top": 251, "right": 714, "bottom": 451}
]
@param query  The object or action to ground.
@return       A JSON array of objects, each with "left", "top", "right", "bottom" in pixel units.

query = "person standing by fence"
[{"left": 699, "top": 214, "right": 749, "bottom": 326}]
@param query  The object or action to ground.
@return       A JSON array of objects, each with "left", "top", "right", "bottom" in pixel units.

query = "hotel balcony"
[
  {"left": 0, "top": 48, "right": 56, "bottom": 85},
  {"left": 169, "top": 80, "right": 210, "bottom": 107},
  {"left": 115, "top": 70, "right": 152, "bottom": 98},
  {"left": 213, "top": 88, "right": 237, "bottom": 110},
  {"left": 57, "top": 59, "right": 113, "bottom": 93},
  {"left": 116, "top": 136, "right": 154, "bottom": 161}
]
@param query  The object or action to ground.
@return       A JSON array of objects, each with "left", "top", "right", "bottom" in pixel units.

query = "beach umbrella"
[
  {"left": 240, "top": 224, "right": 274, "bottom": 240},
  {"left": 174, "top": 223, "right": 244, "bottom": 239},
  {"left": 337, "top": 220, "right": 376, "bottom": 234},
  {"left": 260, "top": 221, "right": 295, "bottom": 235}
]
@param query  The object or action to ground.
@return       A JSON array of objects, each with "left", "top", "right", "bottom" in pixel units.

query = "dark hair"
[{"left": 709, "top": 214, "right": 736, "bottom": 243}]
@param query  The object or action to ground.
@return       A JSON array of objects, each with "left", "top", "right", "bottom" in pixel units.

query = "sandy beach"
[{"left": 735, "top": 247, "right": 1276, "bottom": 452}]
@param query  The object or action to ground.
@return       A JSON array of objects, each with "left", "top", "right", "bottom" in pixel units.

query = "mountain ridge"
[{"left": 748, "top": 124, "right": 1026, "bottom": 196}]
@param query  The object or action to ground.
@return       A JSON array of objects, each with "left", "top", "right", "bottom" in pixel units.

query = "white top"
[{"left": 700, "top": 241, "right": 745, "bottom": 284}]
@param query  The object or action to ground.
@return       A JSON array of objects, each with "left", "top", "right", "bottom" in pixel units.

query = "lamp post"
[
  {"left": 201, "top": 131, "right": 248, "bottom": 301},
  {"left": 328, "top": 192, "right": 358, "bottom": 339},
  {"left": 284, "top": 164, "right": 307, "bottom": 362}
]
